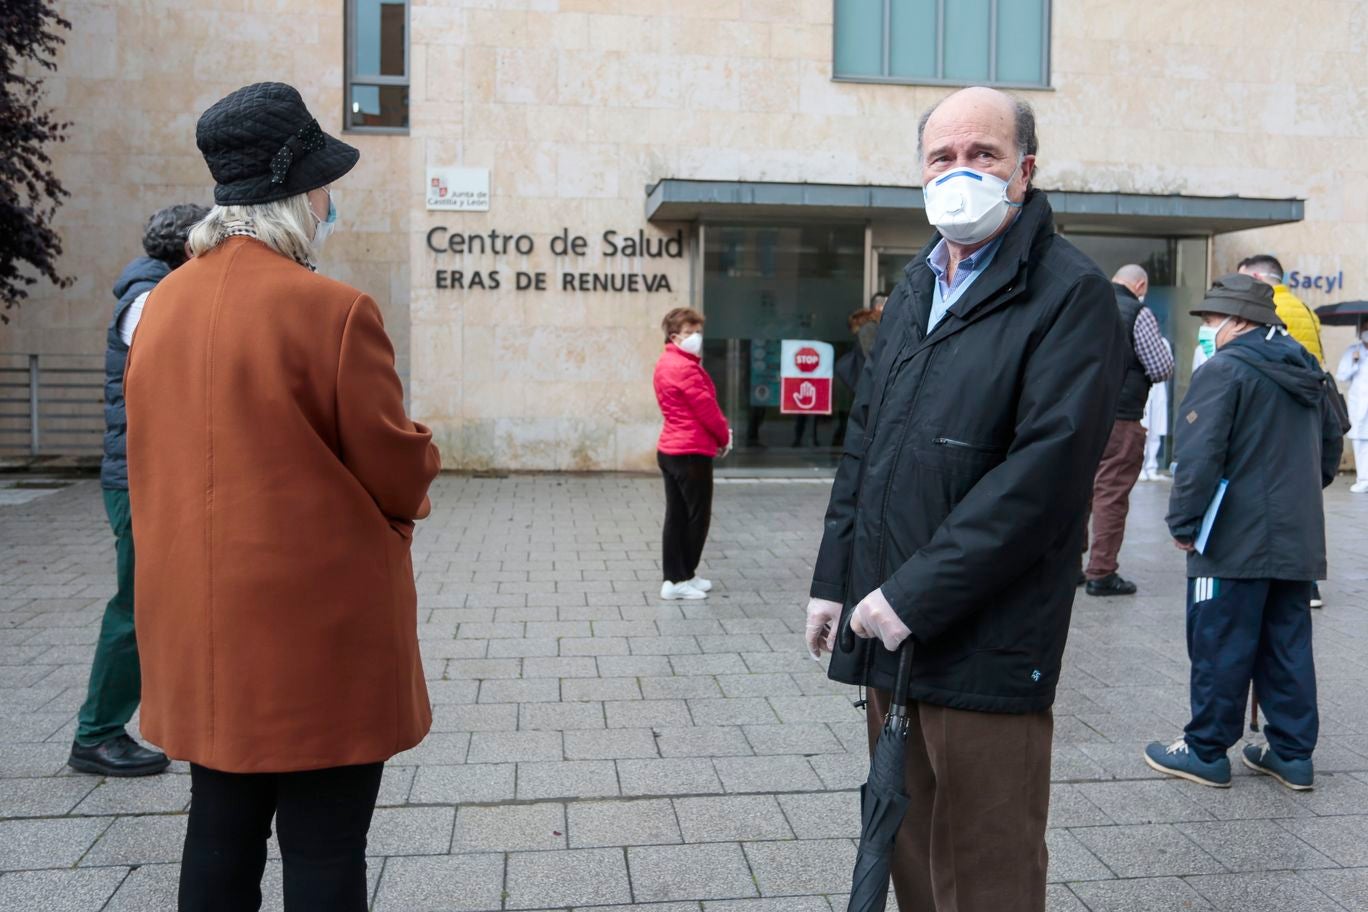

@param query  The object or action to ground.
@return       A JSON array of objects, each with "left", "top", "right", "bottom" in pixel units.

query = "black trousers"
[
  {"left": 179, "top": 762, "right": 384, "bottom": 912},
  {"left": 658, "top": 452, "right": 713, "bottom": 583}
]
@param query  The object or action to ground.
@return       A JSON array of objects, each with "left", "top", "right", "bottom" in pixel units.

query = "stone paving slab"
[{"left": 1, "top": 475, "right": 1367, "bottom": 910}]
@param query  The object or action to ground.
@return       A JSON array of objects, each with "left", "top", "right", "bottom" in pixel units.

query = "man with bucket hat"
[{"left": 1144, "top": 274, "right": 1342, "bottom": 791}]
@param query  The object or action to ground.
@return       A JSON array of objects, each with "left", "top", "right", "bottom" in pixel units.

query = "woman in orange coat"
[{"left": 124, "top": 83, "right": 440, "bottom": 911}]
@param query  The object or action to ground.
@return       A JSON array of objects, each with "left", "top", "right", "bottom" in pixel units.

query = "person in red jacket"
[{"left": 654, "top": 307, "right": 732, "bottom": 600}]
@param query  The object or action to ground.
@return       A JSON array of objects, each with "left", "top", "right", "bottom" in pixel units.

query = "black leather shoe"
[
  {"left": 1086, "top": 573, "right": 1138, "bottom": 597},
  {"left": 68, "top": 734, "right": 170, "bottom": 777}
]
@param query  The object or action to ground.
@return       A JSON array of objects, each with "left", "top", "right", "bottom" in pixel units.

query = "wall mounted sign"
[
  {"left": 426, "top": 226, "right": 684, "bottom": 293},
  {"left": 426, "top": 168, "right": 490, "bottom": 212},
  {"left": 1285, "top": 270, "right": 1346, "bottom": 294},
  {"left": 779, "top": 340, "right": 834, "bottom": 415}
]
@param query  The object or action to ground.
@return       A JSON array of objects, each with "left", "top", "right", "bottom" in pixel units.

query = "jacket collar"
[
  {"left": 665, "top": 342, "right": 701, "bottom": 364},
  {"left": 903, "top": 189, "right": 1055, "bottom": 344},
  {"left": 1113, "top": 283, "right": 1140, "bottom": 304}
]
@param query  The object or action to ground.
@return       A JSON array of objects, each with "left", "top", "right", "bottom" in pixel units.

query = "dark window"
[
  {"left": 833, "top": 0, "right": 1050, "bottom": 88},
  {"left": 346, "top": 0, "right": 409, "bottom": 132}
]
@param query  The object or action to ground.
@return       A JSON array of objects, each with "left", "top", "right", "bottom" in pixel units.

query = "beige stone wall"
[
  {"left": 7, "top": 0, "right": 1365, "bottom": 469},
  {"left": 4, "top": 0, "right": 411, "bottom": 372},
  {"left": 406, "top": 0, "right": 1367, "bottom": 470}
]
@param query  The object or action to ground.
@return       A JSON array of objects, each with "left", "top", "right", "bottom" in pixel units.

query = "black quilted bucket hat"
[{"left": 196, "top": 82, "right": 359, "bottom": 206}]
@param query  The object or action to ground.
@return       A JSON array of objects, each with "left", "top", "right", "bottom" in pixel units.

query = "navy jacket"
[
  {"left": 809, "top": 191, "right": 1127, "bottom": 713},
  {"left": 103, "top": 257, "right": 171, "bottom": 489},
  {"left": 1167, "top": 329, "right": 1343, "bottom": 581}
]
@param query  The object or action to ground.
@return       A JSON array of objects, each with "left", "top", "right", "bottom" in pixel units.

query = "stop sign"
[{"left": 793, "top": 347, "right": 821, "bottom": 373}]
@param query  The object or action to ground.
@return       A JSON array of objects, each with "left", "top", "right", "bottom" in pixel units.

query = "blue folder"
[{"left": 1194, "top": 479, "right": 1229, "bottom": 555}]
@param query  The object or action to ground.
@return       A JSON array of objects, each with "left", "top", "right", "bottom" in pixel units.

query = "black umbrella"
[
  {"left": 1314, "top": 301, "right": 1368, "bottom": 327},
  {"left": 846, "top": 642, "right": 915, "bottom": 912}
]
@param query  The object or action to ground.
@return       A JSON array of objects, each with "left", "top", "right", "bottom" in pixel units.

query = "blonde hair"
[{"left": 187, "top": 193, "right": 317, "bottom": 264}]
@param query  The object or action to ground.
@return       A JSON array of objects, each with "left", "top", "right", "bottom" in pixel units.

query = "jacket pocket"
[
  {"left": 916, "top": 436, "right": 1007, "bottom": 479},
  {"left": 930, "top": 437, "right": 1006, "bottom": 455}
]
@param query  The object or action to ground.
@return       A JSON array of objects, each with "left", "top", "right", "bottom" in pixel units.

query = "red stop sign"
[{"left": 793, "top": 347, "right": 820, "bottom": 373}]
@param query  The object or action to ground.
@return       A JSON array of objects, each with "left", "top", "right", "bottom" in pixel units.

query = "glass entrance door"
[
  {"left": 701, "top": 222, "right": 866, "bottom": 469},
  {"left": 875, "top": 247, "right": 919, "bottom": 296}
]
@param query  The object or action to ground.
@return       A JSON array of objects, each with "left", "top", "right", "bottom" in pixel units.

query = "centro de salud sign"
[{"left": 426, "top": 227, "right": 683, "bottom": 293}]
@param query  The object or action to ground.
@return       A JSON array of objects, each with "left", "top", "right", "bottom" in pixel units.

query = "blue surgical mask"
[
  {"left": 311, "top": 188, "right": 337, "bottom": 250},
  {"left": 1197, "top": 316, "right": 1232, "bottom": 357}
]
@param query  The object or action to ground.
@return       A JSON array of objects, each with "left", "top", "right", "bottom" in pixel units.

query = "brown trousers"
[
  {"left": 1085, "top": 419, "right": 1147, "bottom": 579},
  {"left": 864, "top": 688, "right": 1053, "bottom": 912}
]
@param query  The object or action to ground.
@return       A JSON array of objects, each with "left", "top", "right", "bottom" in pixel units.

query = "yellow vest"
[{"left": 1273, "top": 285, "right": 1324, "bottom": 365}]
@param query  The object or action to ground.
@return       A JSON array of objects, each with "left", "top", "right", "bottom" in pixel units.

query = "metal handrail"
[{"left": 0, "top": 354, "right": 105, "bottom": 456}]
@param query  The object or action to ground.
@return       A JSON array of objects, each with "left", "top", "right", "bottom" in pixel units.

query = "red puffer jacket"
[{"left": 654, "top": 343, "right": 730, "bottom": 455}]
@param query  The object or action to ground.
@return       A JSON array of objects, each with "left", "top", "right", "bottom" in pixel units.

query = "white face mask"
[
  {"left": 311, "top": 188, "right": 337, "bottom": 251},
  {"left": 676, "top": 332, "right": 703, "bottom": 355},
  {"left": 923, "top": 160, "right": 1024, "bottom": 246}
]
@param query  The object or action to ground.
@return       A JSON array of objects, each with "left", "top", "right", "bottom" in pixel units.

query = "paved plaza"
[{"left": 2, "top": 472, "right": 1368, "bottom": 911}]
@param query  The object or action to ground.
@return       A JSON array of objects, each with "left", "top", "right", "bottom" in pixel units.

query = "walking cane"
[{"left": 1248, "top": 683, "right": 1260, "bottom": 733}]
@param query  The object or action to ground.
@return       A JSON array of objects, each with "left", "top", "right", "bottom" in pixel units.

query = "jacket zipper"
[
  {"left": 874, "top": 345, "right": 940, "bottom": 584},
  {"left": 932, "top": 437, "right": 1003, "bottom": 453}
]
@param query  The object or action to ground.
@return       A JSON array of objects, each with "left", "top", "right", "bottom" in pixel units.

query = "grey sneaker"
[{"left": 1242, "top": 743, "right": 1314, "bottom": 790}]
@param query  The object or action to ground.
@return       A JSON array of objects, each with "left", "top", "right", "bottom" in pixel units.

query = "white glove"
[
  {"left": 718, "top": 429, "right": 734, "bottom": 459},
  {"left": 849, "top": 587, "right": 912, "bottom": 652},
  {"left": 804, "top": 597, "right": 842, "bottom": 660}
]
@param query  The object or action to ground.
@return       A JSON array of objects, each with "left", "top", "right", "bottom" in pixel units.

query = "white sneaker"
[
  {"left": 688, "top": 576, "right": 712, "bottom": 592},
  {"left": 660, "top": 580, "right": 707, "bottom": 600},
  {"left": 1351, "top": 480, "right": 1368, "bottom": 494}
]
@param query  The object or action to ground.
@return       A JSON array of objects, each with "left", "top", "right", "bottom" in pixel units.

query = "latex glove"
[
  {"left": 804, "top": 597, "right": 842, "bottom": 660},
  {"left": 849, "top": 587, "right": 912, "bottom": 652}
]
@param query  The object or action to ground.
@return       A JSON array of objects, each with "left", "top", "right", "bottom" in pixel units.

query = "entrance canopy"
[{"left": 645, "top": 179, "right": 1303, "bottom": 236}]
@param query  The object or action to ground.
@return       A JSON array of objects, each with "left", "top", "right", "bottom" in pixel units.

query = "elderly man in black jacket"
[
  {"left": 803, "top": 86, "right": 1126, "bottom": 912},
  {"left": 1144, "top": 275, "right": 1343, "bottom": 792}
]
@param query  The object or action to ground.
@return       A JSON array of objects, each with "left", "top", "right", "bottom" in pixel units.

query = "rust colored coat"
[{"left": 125, "top": 237, "right": 440, "bottom": 773}]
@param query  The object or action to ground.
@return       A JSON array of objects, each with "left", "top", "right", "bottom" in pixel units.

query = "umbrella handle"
[
  {"left": 889, "top": 642, "right": 914, "bottom": 715},
  {"left": 839, "top": 607, "right": 856, "bottom": 654}
]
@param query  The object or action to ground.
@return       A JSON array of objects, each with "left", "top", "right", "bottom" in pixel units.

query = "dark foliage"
[{"left": 1, "top": 1, "right": 72, "bottom": 322}]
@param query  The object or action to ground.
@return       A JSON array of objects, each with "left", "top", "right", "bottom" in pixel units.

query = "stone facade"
[{"left": 6, "top": 0, "right": 1365, "bottom": 470}]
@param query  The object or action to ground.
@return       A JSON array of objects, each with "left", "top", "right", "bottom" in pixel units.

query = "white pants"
[
  {"left": 1355, "top": 438, "right": 1368, "bottom": 484},
  {"left": 1144, "top": 434, "right": 1164, "bottom": 476}
]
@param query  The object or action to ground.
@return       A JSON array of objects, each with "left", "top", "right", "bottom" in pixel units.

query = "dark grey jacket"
[
  {"left": 809, "top": 191, "right": 1126, "bottom": 713},
  {"left": 103, "top": 257, "right": 171, "bottom": 490},
  {"left": 1167, "top": 329, "right": 1343, "bottom": 581}
]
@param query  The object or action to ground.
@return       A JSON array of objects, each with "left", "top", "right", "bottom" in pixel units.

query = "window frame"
[
  {"left": 344, "top": 0, "right": 412, "bottom": 135},
  {"left": 830, "top": 0, "right": 1053, "bottom": 90}
]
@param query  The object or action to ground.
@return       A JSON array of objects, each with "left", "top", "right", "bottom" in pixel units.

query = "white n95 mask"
[{"left": 923, "top": 162, "right": 1023, "bottom": 245}]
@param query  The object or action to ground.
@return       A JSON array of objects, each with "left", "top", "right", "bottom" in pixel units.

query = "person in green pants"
[{"left": 69, "top": 204, "right": 204, "bottom": 776}]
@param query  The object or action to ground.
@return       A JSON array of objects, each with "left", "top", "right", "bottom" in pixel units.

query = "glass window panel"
[
  {"left": 995, "top": 0, "right": 1045, "bottom": 84},
  {"left": 834, "top": 0, "right": 885, "bottom": 78},
  {"left": 349, "top": 84, "right": 408, "bottom": 129},
  {"left": 354, "top": 0, "right": 406, "bottom": 78},
  {"left": 702, "top": 223, "right": 865, "bottom": 465},
  {"left": 942, "top": 0, "right": 990, "bottom": 83},
  {"left": 888, "top": 0, "right": 937, "bottom": 80}
]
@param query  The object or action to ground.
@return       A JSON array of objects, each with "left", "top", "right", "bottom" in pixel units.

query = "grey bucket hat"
[{"left": 1190, "top": 273, "right": 1285, "bottom": 326}]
